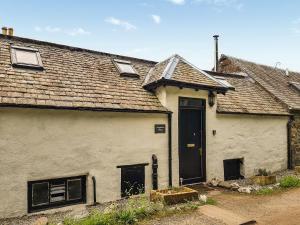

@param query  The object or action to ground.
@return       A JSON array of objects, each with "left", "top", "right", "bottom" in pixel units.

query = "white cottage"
[{"left": 0, "top": 33, "right": 291, "bottom": 218}]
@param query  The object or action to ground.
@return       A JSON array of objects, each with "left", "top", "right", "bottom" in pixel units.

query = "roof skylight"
[
  {"left": 11, "top": 46, "right": 43, "bottom": 69},
  {"left": 289, "top": 82, "right": 300, "bottom": 92},
  {"left": 215, "top": 76, "right": 234, "bottom": 89},
  {"left": 114, "top": 59, "right": 139, "bottom": 78}
]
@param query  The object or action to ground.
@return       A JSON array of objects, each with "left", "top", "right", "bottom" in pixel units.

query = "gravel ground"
[{"left": 142, "top": 212, "right": 226, "bottom": 225}]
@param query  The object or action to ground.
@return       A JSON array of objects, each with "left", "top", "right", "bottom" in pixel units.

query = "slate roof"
[
  {"left": 0, "top": 34, "right": 168, "bottom": 112},
  {"left": 143, "top": 54, "right": 228, "bottom": 92},
  {"left": 206, "top": 71, "right": 289, "bottom": 115},
  {"left": 219, "top": 55, "right": 300, "bottom": 112}
]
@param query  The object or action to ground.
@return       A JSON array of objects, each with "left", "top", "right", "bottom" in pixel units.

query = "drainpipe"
[
  {"left": 91, "top": 176, "right": 97, "bottom": 205},
  {"left": 287, "top": 116, "right": 294, "bottom": 169},
  {"left": 168, "top": 112, "right": 173, "bottom": 187}
]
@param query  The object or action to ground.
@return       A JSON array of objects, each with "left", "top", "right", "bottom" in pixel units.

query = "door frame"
[{"left": 178, "top": 97, "right": 206, "bottom": 184}]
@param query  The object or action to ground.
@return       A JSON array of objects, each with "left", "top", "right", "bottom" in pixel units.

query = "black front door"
[{"left": 179, "top": 97, "right": 206, "bottom": 185}]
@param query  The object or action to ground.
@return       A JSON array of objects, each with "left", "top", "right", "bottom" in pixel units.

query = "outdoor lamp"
[{"left": 208, "top": 91, "right": 216, "bottom": 107}]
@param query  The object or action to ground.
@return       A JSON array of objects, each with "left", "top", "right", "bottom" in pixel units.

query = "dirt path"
[
  {"left": 213, "top": 188, "right": 300, "bottom": 225},
  {"left": 146, "top": 188, "right": 300, "bottom": 225}
]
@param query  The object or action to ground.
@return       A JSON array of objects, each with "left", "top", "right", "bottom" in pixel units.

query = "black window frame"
[
  {"left": 28, "top": 175, "right": 86, "bottom": 213},
  {"left": 117, "top": 163, "right": 148, "bottom": 198},
  {"left": 11, "top": 45, "right": 44, "bottom": 70}
]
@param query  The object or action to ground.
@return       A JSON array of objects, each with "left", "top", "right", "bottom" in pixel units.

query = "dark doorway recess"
[
  {"left": 179, "top": 97, "right": 206, "bottom": 185},
  {"left": 118, "top": 164, "right": 147, "bottom": 197},
  {"left": 223, "top": 158, "right": 244, "bottom": 181}
]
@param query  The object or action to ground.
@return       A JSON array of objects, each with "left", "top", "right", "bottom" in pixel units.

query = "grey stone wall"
[{"left": 292, "top": 115, "right": 300, "bottom": 166}]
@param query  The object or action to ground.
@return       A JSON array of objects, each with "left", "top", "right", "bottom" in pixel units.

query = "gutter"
[
  {"left": 287, "top": 116, "right": 294, "bottom": 169},
  {"left": 0, "top": 103, "right": 171, "bottom": 114},
  {"left": 167, "top": 112, "right": 173, "bottom": 187}
]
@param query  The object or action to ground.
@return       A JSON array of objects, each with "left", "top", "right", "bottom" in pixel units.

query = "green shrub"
[{"left": 279, "top": 176, "right": 300, "bottom": 188}]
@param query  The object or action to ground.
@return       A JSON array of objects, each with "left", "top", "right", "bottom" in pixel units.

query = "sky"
[{"left": 1, "top": 0, "right": 300, "bottom": 71}]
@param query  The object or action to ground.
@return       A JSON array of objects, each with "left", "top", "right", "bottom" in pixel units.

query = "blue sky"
[{"left": 1, "top": 0, "right": 300, "bottom": 71}]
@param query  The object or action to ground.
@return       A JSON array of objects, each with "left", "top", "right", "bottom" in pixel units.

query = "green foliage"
[
  {"left": 62, "top": 195, "right": 215, "bottom": 225},
  {"left": 256, "top": 188, "right": 274, "bottom": 195},
  {"left": 279, "top": 176, "right": 300, "bottom": 188},
  {"left": 205, "top": 198, "right": 217, "bottom": 205},
  {"left": 63, "top": 196, "right": 164, "bottom": 225},
  {"left": 257, "top": 168, "right": 271, "bottom": 176}
]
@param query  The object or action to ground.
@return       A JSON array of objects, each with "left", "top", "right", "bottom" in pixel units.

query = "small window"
[
  {"left": 28, "top": 176, "right": 86, "bottom": 212},
  {"left": 11, "top": 46, "right": 43, "bottom": 69},
  {"left": 289, "top": 82, "right": 300, "bottom": 92},
  {"left": 215, "top": 76, "right": 234, "bottom": 89},
  {"left": 117, "top": 163, "right": 148, "bottom": 198},
  {"left": 114, "top": 59, "right": 139, "bottom": 78}
]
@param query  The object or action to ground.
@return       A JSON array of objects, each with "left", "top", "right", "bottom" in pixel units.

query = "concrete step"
[{"left": 198, "top": 205, "right": 256, "bottom": 225}]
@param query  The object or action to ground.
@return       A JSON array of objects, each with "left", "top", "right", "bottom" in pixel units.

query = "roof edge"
[
  {"left": 217, "top": 110, "right": 290, "bottom": 117},
  {"left": 144, "top": 79, "right": 228, "bottom": 93},
  {"left": 0, "top": 34, "right": 157, "bottom": 65},
  {"left": 0, "top": 103, "right": 171, "bottom": 114}
]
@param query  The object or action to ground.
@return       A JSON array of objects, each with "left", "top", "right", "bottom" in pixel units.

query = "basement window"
[
  {"left": 114, "top": 59, "right": 139, "bottom": 78},
  {"left": 28, "top": 176, "right": 86, "bottom": 212},
  {"left": 117, "top": 163, "right": 148, "bottom": 197},
  {"left": 223, "top": 158, "right": 244, "bottom": 181},
  {"left": 11, "top": 46, "right": 43, "bottom": 69}
]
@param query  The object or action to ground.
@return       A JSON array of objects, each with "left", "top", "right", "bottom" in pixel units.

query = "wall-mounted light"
[{"left": 208, "top": 91, "right": 216, "bottom": 107}]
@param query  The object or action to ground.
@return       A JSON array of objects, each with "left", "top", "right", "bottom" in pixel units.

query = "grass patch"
[
  {"left": 255, "top": 187, "right": 274, "bottom": 195},
  {"left": 279, "top": 176, "right": 300, "bottom": 188},
  {"left": 63, "top": 195, "right": 212, "bottom": 225},
  {"left": 205, "top": 197, "right": 217, "bottom": 205}
]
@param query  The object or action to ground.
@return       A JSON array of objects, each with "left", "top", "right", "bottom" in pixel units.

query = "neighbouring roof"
[
  {"left": 0, "top": 34, "right": 168, "bottom": 112},
  {"left": 219, "top": 55, "right": 300, "bottom": 112},
  {"left": 143, "top": 54, "right": 228, "bottom": 93},
  {"left": 206, "top": 71, "right": 289, "bottom": 115}
]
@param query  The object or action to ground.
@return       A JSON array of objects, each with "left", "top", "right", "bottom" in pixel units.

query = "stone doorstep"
[{"left": 198, "top": 205, "right": 256, "bottom": 225}]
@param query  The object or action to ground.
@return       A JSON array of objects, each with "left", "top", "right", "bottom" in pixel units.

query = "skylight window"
[
  {"left": 114, "top": 59, "right": 139, "bottom": 78},
  {"left": 289, "top": 82, "right": 300, "bottom": 92},
  {"left": 215, "top": 76, "right": 234, "bottom": 89},
  {"left": 11, "top": 46, "right": 43, "bottom": 69}
]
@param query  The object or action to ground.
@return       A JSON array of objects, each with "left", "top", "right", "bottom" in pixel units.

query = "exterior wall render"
[
  {"left": 156, "top": 86, "right": 288, "bottom": 184},
  {"left": 0, "top": 108, "right": 169, "bottom": 218}
]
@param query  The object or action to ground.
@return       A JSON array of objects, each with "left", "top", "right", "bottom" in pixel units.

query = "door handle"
[
  {"left": 187, "top": 143, "right": 195, "bottom": 148},
  {"left": 199, "top": 148, "right": 202, "bottom": 156}
]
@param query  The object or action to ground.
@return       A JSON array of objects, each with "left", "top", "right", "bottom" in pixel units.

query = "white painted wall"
[
  {"left": 0, "top": 108, "right": 169, "bottom": 218},
  {"left": 156, "top": 86, "right": 288, "bottom": 184}
]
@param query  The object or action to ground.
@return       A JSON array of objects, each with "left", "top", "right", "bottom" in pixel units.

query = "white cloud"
[
  {"left": 194, "top": 0, "right": 244, "bottom": 11},
  {"left": 66, "top": 28, "right": 91, "bottom": 36},
  {"left": 105, "top": 17, "right": 137, "bottom": 31},
  {"left": 291, "top": 18, "right": 300, "bottom": 34},
  {"left": 34, "top": 26, "right": 90, "bottom": 36},
  {"left": 151, "top": 15, "right": 161, "bottom": 24},
  {"left": 45, "top": 26, "right": 62, "bottom": 33},
  {"left": 167, "top": 0, "right": 186, "bottom": 5}
]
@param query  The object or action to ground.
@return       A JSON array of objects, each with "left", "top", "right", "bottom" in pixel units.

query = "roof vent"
[{"left": 286, "top": 68, "right": 289, "bottom": 76}]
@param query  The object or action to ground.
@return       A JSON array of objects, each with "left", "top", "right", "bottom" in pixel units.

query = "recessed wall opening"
[
  {"left": 117, "top": 163, "right": 148, "bottom": 198},
  {"left": 28, "top": 175, "right": 86, "bottom": 212},
  {"left": 223, "top": 158, "right": 244, "bottom": 181}
]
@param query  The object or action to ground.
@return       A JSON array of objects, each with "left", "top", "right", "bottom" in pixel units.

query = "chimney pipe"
[
  {"left": 213, "top": 35, "right": 219, "bottom": 72},
  {"left": 8, "top": 28, "right": 13, "bottom": 36},
  {"left": 2, "top": 27, "right": 8, "bottom": 35}
]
